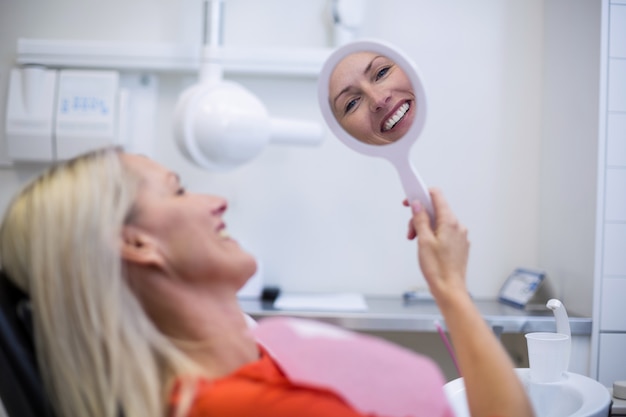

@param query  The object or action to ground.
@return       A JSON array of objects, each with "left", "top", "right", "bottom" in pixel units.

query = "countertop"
[{"left": 239, "top": 295, "right": 592, "bottom": 335}]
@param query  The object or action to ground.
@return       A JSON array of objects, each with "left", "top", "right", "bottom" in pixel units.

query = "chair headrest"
[
  {"left": 0, "top": 270, "right": 32, "bottom": 336},
  {"left": 0, "top": 269, "right": 56, "bottom": 416}
]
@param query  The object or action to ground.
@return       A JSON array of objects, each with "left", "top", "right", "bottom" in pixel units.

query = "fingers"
[
  {"left": 429, "top": 189, "right": 469, "bottom": 247},
  {"left": 410, "top": 200, "right": 434, "bottom": 241},
  {"left": 407, "top": 220, "right": 416, "bottom": 240},
  {"left": 404, "top": 188, "right": 460, "bottom": 239},
  {"left": 430, "top": 188, "right": 457, "bottom": 229}
]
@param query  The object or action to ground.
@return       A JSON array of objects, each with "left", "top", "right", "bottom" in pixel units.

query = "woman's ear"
[{"left": 120, "top": 225, "right": 163, "bottom": 267}]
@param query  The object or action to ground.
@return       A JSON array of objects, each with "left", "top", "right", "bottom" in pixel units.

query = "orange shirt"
[{"left": 170, "top": 348, "right": 378, "bottom": 417}]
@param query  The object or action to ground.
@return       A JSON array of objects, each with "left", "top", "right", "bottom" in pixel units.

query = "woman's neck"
[
  {"left": 130, "top": 270, "right": 260, "bottom": 378},
  {"left": 168, "top": 292, "right": 260, "bottom": 378}
]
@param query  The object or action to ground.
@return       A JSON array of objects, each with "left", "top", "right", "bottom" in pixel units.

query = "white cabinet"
[
  {"left": 605, "top": 170, "right": 626, "bottom": 221},
  {"left": 594, "top": 0, "right": 626, "bottom": 387},
  {"left": 600, "top": 278, "right": 626, "bottom": 331},
  {"left": 607, "top": 114, "right": 626, "bottom": 166},
  {"left": 598, "top": 334, "right": 626, "bottom": 387},
  {"left": 608, "top": 60, "right": 626, "bottom": 111},
  {"left": 603, "top": 225, "right": 626, "bottom": 276},
  {"left": 610, "top": 3, "right": 626, "bottom": 57}
]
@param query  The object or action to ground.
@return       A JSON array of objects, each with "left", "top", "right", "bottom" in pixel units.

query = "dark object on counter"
[{"left": 261, "top": 286, "right": 281, "bottom": 304}]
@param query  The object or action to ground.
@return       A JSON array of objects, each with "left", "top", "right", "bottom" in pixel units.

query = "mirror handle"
[{"left": 394, "top": 158, "right": 434, "bottom": 220}]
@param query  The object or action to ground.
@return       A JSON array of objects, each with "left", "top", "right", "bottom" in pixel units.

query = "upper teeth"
[
  {"left": 219, "top": 229, "right": 230, "bottom": 239},
  {"left": 383, "top": 102, "right": 410, "bottom": 131}
]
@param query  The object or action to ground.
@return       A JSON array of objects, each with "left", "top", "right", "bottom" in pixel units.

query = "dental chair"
[
  {"left": 0, "top": 269, "right": 55, "bottom": 417},
  {"left": 0, "top": 267, "right": 257, "bottom": 417}
]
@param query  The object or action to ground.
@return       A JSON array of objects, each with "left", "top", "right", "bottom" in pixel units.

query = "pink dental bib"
[{"left": 252, "top": 317, "right": 454, "bottom": 417}]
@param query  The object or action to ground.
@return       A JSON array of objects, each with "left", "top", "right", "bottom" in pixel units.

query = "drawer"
[
  {"left": 603, "top": 223, "right": 626, "bottom": 275},
  {"left": 601, "top": 278, "right": 626, "bottom": 330},
  {"left": 609, "top": 59, "right": 626, "bottom": 112},
  {"left": 607, "top": 113, "right": 626, "bottom": 167},
  {"left": 611, "top": 4, "right": 626, "bottom": 58},
  {"left": 598, "top": 333, "right": 626, "bottom": 386},
  {"left": 606, "top": 169, "right": 626, "bottom": 221}
]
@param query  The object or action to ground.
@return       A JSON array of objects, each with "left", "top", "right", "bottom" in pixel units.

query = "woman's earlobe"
[{"left": 120, "top": 226, "right": 162, "bottom": 267}]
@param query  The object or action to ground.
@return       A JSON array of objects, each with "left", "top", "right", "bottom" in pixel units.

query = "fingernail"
[{"left": 411, "top": 200, "right": 422, "bottom": 214}]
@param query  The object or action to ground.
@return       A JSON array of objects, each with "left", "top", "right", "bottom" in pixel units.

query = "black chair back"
[{"left": 0, "top": 270, "right": 55, "bottom": 417}]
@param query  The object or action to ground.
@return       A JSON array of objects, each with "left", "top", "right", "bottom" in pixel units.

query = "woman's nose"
[{"left": 208, "top": 195, "right": 228, "bottom": 216}]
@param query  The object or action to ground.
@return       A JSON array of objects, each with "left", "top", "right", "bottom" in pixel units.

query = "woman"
[
  {"left": 0, "top": 147, "right": 534, "bottom": 417},
  {"left": 329, "top": 51, "right": 416, "bottom": 145}
]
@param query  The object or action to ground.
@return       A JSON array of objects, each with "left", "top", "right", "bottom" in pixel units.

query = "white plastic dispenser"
[
  {"left": 55, "top": 70, "right": 120, "bottom": 160},
  {"left": 525, "top": 298, "right": 571, "bottom": 383},
  {"left": 546, "top": 298, "right": 571, "bottom": 339},
  {"left": 5, "top": 66, "right": 58, "bottom": 161}
]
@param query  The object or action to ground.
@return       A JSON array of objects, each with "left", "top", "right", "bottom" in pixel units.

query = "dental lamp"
[{"left": 174, "top": 0, "right": 323, "bottom": 171}]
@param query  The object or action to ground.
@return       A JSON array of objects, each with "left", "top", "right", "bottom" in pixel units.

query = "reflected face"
[{"left": 329, "top": 52, "right": 416, "bottom": 145}]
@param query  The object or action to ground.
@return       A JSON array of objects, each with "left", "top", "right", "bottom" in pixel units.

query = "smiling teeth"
[
  {"left": 218, "top": 229, "right": 230, "bottom": 239},
  {"left": 383, "top": 102, "right": 410, "bottom": 131}
]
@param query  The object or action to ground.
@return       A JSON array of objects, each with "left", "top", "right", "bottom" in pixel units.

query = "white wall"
[
  {"left": 540, "top": 0, "right": 601, "bottom": 317},
  {"left": 0, "top": 0, "right": 563, "bottom": 300}
]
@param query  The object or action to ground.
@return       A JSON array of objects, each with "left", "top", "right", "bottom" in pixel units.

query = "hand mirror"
[{"left": 318, "top": 39, "right": 434, "bottom": 218}]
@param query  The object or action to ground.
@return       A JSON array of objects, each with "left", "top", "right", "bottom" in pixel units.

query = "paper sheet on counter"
[{"left": 274, "top": 293, "right": 368, "bottom": 312}]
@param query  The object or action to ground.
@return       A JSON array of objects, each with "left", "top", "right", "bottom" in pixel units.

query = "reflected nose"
[{"left": 368, "top": 88, "right": 391, "bottom": 112}]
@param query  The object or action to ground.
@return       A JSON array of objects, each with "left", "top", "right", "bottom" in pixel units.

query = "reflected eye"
[
  {"left": 375, "top": 66, "right": 391, "bottom": 81},
  {"left": 345, "top": 97, "right": 359, "bottom": 114}
]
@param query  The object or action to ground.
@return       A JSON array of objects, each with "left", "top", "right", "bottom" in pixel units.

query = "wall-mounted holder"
[
  {"left": 5, "top": 66, "right": 57, "bottom": 161},
  {"left": 4, "top": 66, "right": 157, "bottom": 165},
  {"left": 15, "top": 39, "right": 332, "bottom": 78}
]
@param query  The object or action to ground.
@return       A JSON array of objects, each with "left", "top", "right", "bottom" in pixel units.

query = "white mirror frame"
[{"left": 317, "top": 39, "right": 433, "bottom": 217}]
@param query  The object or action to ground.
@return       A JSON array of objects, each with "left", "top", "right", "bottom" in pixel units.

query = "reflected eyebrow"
[{"left": 332, "top": 55, "right": 385, "bottom": 110}]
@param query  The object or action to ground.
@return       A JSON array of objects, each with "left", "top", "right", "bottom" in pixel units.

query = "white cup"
[{"left": 525, "top": 332, "right": 570, "bottom": 383}]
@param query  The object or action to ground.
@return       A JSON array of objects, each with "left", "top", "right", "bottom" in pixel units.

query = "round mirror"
[{"left": 318, "top": 40, "right": 433, "bottom": 217}]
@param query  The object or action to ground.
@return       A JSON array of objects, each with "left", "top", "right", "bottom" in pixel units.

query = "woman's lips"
[{"left": 382, "top": 101, "right": 411, "bottom": 132}]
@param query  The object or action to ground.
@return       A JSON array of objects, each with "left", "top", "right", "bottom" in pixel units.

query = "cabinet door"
[
  {"left": 607, "top": 114, "right": 626, "bottom": 167},
  {"left": 605, "top": 169, "right": 626, "bottom": 221},
  {"left": 610, "top": 4, "right": 626, "bottom": 58},
  {"left": 600, "top": 278, "right": 626, "bottom": 330},
  {"left": 598, "top": 333, "right": 626, "bottom": 386},
  {"left": 603, "top": 224, "right": 626, "bottom": 278},
  {"left": 609, "top": 59, "right": 626, "bottom": 112}
]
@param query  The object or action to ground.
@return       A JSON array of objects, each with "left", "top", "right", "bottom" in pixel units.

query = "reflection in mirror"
[
  {"left": 318, "top": 40, "right": 434, "bottom": 218},
  {"left": 328, "top": 52, "right": 416, "bottom": 146}
]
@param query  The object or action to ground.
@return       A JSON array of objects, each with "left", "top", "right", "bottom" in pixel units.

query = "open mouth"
[
  {"left": 382, "top": 101, "right": 410, "bottom": 132},
  {"left": 217, "top": 223, "right": 231, "bottom": 240}
]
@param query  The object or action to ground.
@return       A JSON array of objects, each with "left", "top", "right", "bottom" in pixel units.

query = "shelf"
[
  {"left": 16, "top": 38, "right": 333, "bottom": 77},
  {"left": 239, "top": 295, "right": 593, "bottom": 334}
]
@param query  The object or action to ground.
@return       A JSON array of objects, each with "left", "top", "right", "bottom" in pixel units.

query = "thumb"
[{"left": 411, "top": 200, "right": 434, "bottom": 239}]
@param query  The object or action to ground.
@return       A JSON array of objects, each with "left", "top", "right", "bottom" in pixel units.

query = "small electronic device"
[{"left": 498, "top": 268, "right": 552, "bottom": 309}]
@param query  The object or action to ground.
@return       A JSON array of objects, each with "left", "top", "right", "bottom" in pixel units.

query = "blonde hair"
[{"left": 0, "top": 148, "right": 202, "bottom": 417}]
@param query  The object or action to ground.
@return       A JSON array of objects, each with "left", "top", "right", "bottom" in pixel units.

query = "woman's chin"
[{"left": 238, "top": 254, "right": 259, "bottom": 285}]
